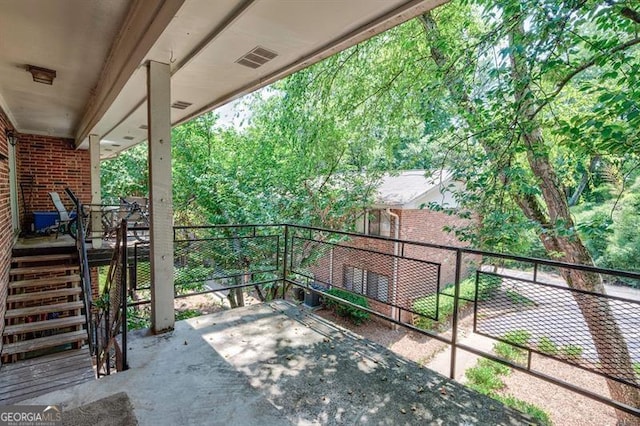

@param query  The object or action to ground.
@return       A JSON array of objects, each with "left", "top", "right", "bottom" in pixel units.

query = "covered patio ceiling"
[{"left": 0, "top": 0, "right": 445, "bottom": 160}]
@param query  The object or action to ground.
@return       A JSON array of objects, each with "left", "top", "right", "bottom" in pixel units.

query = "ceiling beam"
[{"left": 74, "top": 0, "right": 185, "bottom": 148}]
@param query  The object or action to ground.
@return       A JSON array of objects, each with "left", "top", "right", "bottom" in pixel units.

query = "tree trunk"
[
  {"left": 421, "top": 10, "right": 640, "bottom": 422},
  {"left": 568, "top": 156, "right": 600, "bottom": 207},
  {"left": 508, "top": 16, "right": 640, "bottom": 423}
]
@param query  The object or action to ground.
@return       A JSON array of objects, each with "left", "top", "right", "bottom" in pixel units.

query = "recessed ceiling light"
[
  {"left": 139, "top": 125, "right": 148, "bottom": 130},
  {"left": 123, "top": 136, "right": 134, "bottom": 140}
]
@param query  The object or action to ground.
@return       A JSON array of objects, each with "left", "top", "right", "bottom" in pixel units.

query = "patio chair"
[{"left": 49, "top": 191, "right": 73, "bottom": 238}]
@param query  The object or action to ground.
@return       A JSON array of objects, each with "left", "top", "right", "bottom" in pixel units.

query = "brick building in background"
[
  {"left": 311, "top": 170, "right": 475, "bottom": 322},
  {"left": 16, "top": 134, "right": 91, "bottom": 232}
]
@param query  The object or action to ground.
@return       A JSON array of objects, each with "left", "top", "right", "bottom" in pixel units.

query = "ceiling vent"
[
  {"left": 122, "top": 136, "right": 134, "bottom": 141},
  {"left": 139, "top": 125, "right": 148, "bottom": 130},
  {"left": 236, "top": 46, "right": 278, "bottom": 69},
  {"left": 171, "top": 101, "right": 192, "bottom": 110}
]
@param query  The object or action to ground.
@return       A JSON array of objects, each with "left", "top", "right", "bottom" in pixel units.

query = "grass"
[
  {"left": 98, "top": 266, "right": 109, "bottom": 293},
  {"left": 494, "top": 394, "right": 553, "bottom": 425},
  {"left": 176, "top": 309, "right": 202, "bottom": 321},
  {"left": 413, "top": 275, "right": 501, "bottom": 330},
  {"left": 561, "top": 344, "right": 583, "bottom": 360},
  {"left": 464, "top": 338, "right": 553, "bottom": 426},
  {"left": 494, "top": 329, "right": 530, "bottom": 363},
  {"left": 503, "top": 329, "right": 531, "bottom": 346},
  {"left": 538, "top": 336, "right": 559, "bottom": 355},
  {"left": 465, "top": 361, "right": 506, "bottom": 395}
]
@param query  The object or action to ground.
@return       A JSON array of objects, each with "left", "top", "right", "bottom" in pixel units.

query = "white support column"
[
  {"left": 89, "top": 134, "right": 102, "bottom": 249},
  {"left": 147, "top": 60, "right": 174, "bottom": 333}
]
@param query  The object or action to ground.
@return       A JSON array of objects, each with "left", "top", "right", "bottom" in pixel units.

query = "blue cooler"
[{"left": 33, "top": 211, "right": 59, "bottom": 231}]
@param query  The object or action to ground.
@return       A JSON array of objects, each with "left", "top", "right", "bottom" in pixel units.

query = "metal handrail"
[
  {"left": 64, "top": 188, "right": 96, "bottom": 356},
  {"left": 119, "top": 223, "right": 640, "bottom": 416}
]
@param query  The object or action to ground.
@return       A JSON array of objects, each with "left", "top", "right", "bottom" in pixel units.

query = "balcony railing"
[{"left": 110, "top": 223, "right": 639, "bottom": 416}]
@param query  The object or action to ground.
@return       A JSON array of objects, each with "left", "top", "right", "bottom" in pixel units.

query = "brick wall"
[
  {"left": 398, "top": 209, "right": 475, "bottom": 287},
  {"left": 16, "top": 134, "right": 91, "bottom": 232},
  {"left": 90, "top": 267, "right": 100, "bottom": 299},
  {"left": 309, "top": 209, "right": 476, "bottom": 324},
  {"left": 0, "top": 108, "right": 14, "bottom": 360}
]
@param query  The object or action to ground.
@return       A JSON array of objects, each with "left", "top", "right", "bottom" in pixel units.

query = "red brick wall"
[
  {"left": 309, "top": 209, "right": 476, "bottom": 324},
  {"left": 90, "top": 267, "right": 100, "bottom": 299},
  {"left": 0, "top": 108, "right": 14, "bottom": 360},
  {"left": 16, "top": 134, "right": 90, "bottom": 232},
  {"left": 398, "top": 209, "right": 474, "bottom": 287}
]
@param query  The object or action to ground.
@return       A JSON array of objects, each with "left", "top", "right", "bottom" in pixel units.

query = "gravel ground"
[{"left": 501, "top": 354, "right": 617, "bottom": 425}]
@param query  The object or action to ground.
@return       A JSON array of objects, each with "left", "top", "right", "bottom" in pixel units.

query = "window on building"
[
  {"left": 355, "top": 210, "right": 391, "bottom": 237},
  {"left": 343, "top": 266, "right": 389, "bottom": 302}
]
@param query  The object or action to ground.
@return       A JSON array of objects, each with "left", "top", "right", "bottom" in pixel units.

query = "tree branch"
[{"left": 531, "top": 36, "right": 640, "bottom": 119}]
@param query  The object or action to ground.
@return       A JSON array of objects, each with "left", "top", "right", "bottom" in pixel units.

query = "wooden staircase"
[{"left": 2, "top": 251, "right": 87, "bottom": 363}]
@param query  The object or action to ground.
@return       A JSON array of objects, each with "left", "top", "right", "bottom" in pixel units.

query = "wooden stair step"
[
  {"left": 7, "top": 287, "right": 81, "bottom": 303},
  {"left": 9, "top": 275, "right": 81, "bottom": 290},
  {"left": 11, "top": 253, "right": 77, "bottom": 264},
  {"left": 1, "top": 330, "right": 87, "bottom": 356},
  {"left": 3, "top": 316, "right": 86, "bottom": 336},
  {"left": 5, "top": 301, "right": 84, "bottom": 319},
  {"left": 9, "top": 265, "right": 79, "bottom": 276}
]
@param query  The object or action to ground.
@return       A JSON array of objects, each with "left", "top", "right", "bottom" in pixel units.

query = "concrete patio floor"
[{"left": 24, "top": 301, "right": 538, "bottom": 425}]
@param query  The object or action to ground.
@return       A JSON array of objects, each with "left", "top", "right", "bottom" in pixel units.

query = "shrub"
[
  {"left": 505, "top": 289, "right": 536, "bottom": 306},
  {"left": 175, "top": 266, "right": 213, "bottom": 294},
  {"left": 323, "top": 288, "right": 370, "bottom": 325},
  {"left": 494, "top": 342, "right": 526, "bottom": 363},
  {"left": 538, "top": 336, "right": 559, "bottom": 355},
  {"left": 465, "top": 364, "right": 505, "bottom": 395},
  {"left": 503, "top": 329, "right": 531, "bottom": 346},
  {"left": 413, "top": 275, "right": 501, "bottom": 330},
  {"left": 476, "top": 274, "right": 501, "bottom": 301},
  {"left": 495, "top": 330, "right": 530, "bottom": 363}
]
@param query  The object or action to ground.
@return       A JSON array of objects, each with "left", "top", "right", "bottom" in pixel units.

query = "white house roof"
[{"left": 375, "top": 169, "right": 454, "bottom": 208}]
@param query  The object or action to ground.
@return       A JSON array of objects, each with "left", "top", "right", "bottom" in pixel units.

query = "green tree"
[
  {"left": 415, "top": 1, "right": 640, "bottom": 420},
  {"left": 101, "top": 143, "right": 148, "bottom": 201}
]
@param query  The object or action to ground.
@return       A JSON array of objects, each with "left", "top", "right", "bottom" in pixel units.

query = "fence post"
[
  {"left": 281, "top": 225, "right": 289, "bottom": 300},
  {"left": 450, "top": 249, "right": 463, "bottom": 380}
]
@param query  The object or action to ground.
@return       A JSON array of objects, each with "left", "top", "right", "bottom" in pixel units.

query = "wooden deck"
[{"left": 0, "top": 349, "right": 95, "bottom": 404}]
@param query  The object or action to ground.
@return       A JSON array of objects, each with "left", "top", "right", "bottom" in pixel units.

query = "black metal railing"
[
  {"left": 94, "top": 219, "right": 129, "bottom": 377},
  {"left": 130, "top": 225, "right": 283, "bottom": 310},
  {"left": 65, "top": 188, "right": 96, "bottom": 357},
  {"left": 116, "top": 223, "right": 640, "bottom": 416}
]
